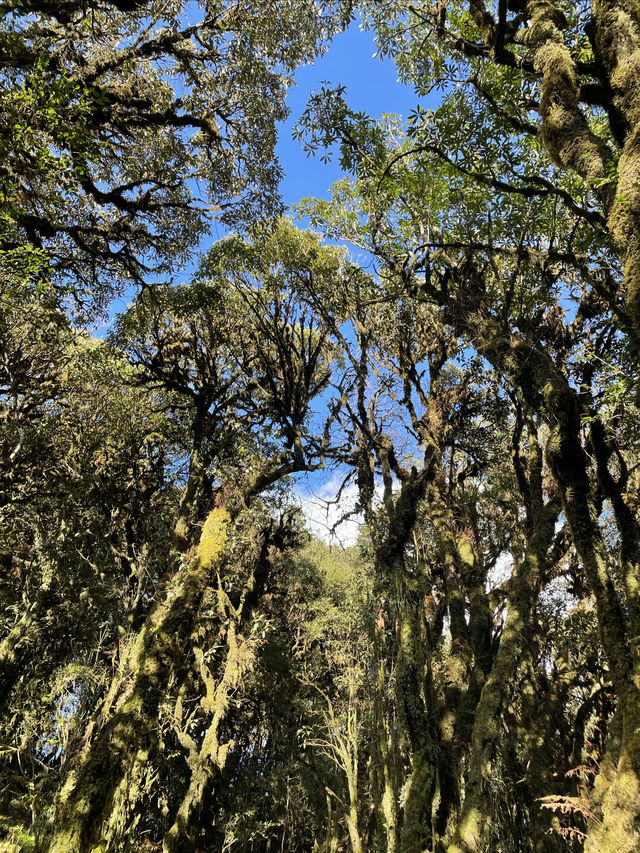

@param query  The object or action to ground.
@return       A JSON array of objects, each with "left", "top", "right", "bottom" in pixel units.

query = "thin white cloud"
[{"left": 297, "top": 475, "right": 363, "bottom": 547}]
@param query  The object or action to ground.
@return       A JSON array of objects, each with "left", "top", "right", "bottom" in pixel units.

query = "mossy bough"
[{"left": 43, "top": 506, "right": 230, "bottom": 853}]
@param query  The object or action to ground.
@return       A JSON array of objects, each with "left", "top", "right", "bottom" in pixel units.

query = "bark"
[
  {"left": 523, "top": 0, "right": 640, "bottom": 350},
  {"left": 483, "top": 329, "right": 640, "bottom": 851},
  {"left": 466, "top": 0, "right": 640, "bottom": 350},
  {"left": 162, "top": 519, "right": 279, "bottom": 852},
  {"left": 590, "top": 419, "right": 640, "bottom": 650},
  {"left": 447, "top": 441, "right": 559, "bottom": 852},
  {"left": 171, "top": 422, "right": 209, "bottom": 553},
  {"left": 325, "top": 792, "right": 340, "bottom": 853},
  {"left": 373, "top": 462, "right": 437, "bottom": 851},
  {"left": 162, "top": 622, "right": 253, "bottom": 853},
  {"left": 396, "top": 595, "right": 436, "bottom": 853},
  {"left": 442, "top": 290, "right": 640, "bottom": 847},
  {"left": 42, "top": 506, "right": 231, "bottom": 853},
  {"left": 426, "top": 444, "right": 494, "bottom": 844},
  {"left": 525, "top": 0, "right": 614, "bottom": 189},
  {"left": 374, "top": 655, "right": 399, "bottom": 853},
  {"left": 344, "top": 743, "right": 365, "bottom": 853},
  {"left": 592, "top": 0, "right": 640, "bottom": 333}
]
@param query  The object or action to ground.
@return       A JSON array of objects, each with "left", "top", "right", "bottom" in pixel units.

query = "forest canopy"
[{"left": 1, "top": 1, "right": 640, "bottom": 852}]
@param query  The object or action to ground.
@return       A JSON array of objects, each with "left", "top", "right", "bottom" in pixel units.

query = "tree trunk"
[
  {"left": 447, "top": 499, "right": 557, "bottom": 852},
  {"left": 43, "top": 506, "right": 231, "bottom": 853}
]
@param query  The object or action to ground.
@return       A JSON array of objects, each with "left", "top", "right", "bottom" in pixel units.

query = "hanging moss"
[
  {"left": 526, "top": 0, "right": 612, "bottom": 188},
  {"left": 44, "top": 507, "right": 235, "bottom": 852},
  {"left": 448, "top": 806, "right": 487, "bottom": 853},
  {"left": 585, "top": 696, "right": 640, "bottom": 851}
]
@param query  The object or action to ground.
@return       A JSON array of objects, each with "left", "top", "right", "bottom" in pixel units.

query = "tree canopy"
[{"left": 2, "top": 2, "right": 640, "bottom": 852}]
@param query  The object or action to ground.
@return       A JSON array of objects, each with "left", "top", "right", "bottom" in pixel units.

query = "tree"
[
  {"left": 0, "top": 0, "right": 352, "bottom": 312},
  {"left": 294, "top": 89, "right": 640, "bottom": 847},
  {"left": 3, "top": 2, "right": 640, "bottom": 850},
  {"left": 0, "top": 308, "right": 177, "bottom": 841},
  {"left": 361, "top": 0, "right": 640, "bottom": 360},
  {"left": 32, "top": 224, "right": 350, "bottom": 851}
]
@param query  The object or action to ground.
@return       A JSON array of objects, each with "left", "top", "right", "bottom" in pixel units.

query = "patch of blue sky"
[
  {"left": 93, "top": 14, "right": 434, "bottom": 541},
  {"left": 277, "top": 15, "right": 418, "bottom": 211}
]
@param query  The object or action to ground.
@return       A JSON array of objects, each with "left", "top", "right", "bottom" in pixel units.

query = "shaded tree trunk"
[{"left": 43, "top": 506, "right": 231, "bottom": 853}]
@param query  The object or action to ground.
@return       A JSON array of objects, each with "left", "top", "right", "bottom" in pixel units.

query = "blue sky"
[
  {"left": 280, "top": 19, "right": 420, "bottom": 539},
  {"left": 276, "top": 17, "right": 417, "bottom": 210}
]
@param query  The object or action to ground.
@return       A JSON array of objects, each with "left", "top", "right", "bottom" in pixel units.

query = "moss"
[
  {"left": 440, "top": 709, "right": 456, "bottom": 743},
  {"left": 196, "top": 506, "right": 230, "bottom": 570},
  {"left": 593, "top": 5, "right": 640, "bottom": 124},
  {"left": 526, "top": 0, "right": 611, "bottom": 187},
  {"left": 0, "top": 827, "right": 35, "bottom": 853},
  {"left": 46, "top": 509, "right": 233, "bottom": 851},
  {"left": 163, "top": 584, "right": 259, "bottom": 851},
  {"left": 401, "top": 753, "right": 434, "bottom": 853},
  {"left": 377, "top": 676, "right": 399, "bottom": 853},
  {"left": 47, "top": 823, "right": 85, "bottom": 853},
  {"left": 590, "top": 4, "right": 640, "bottom": 342},
  {"left": 608, "top": 125, "right": 640, "bottom": 331},
  {"left": 447, "top": 804, "right": 485, "bottom": 852},
  {"left": 457, "top": 538, "right": 474, "bottom": 569},
  {"left": 381, "top": 782, "right": 398, "bottom": 853},
  {"left": 586, "top": 710, "right": 640, "bottom": 852}
]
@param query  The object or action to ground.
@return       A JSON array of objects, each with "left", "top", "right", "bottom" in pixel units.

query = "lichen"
[
  {"left": 447, "top": 804, "right": 485, "bottom": 853},
  {"left": 197, "top": 506, "right": 230, "bottom": 570},
  {"left": 458, "top": 538, "right": 474, "bottom": 569},
  {"left": 586, "top": 713, "right": 640, "bottom": 852},
  {"left": 526, "top": 0, "right": 611, "bottom": 188},
  {"left": 608, "top": 125, "right": 640, "bottom": 331}
]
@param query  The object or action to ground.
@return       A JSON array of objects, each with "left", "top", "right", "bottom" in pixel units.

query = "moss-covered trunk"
[
  {"left": 395, "top": 591, "right": 436, "bottom": 853},
  {"left": 446, "top": 437, "right": 558, "bottom": 852},
  {"left": 373, "top": 654, "right": 399, "bottom": 853},
  {"left": 422, "top": 442, "right": 496, "bottom": 849},
  {"left": 344, "top": 747, "right": 365, "bottom": 853},
  {"left": 42, "top": 506, "right": 231, "bottom": 853},
  {"left": 161, "top": 623, "right": 248, "bottom": 853},
  {"left": 161, "top": 525, "right": 275, "bottom": 852},
  {"left": 536, "top": 371, "right": 640, "bottom": 850},
  {"left": 592, "top": 0, "right": 640, "bottom": 337},
  {"left": 373, "top": 466, "right": 438, "bottom": 852},
  {"left": 477, "top": 324, "right": 640, "bottom": 851}
]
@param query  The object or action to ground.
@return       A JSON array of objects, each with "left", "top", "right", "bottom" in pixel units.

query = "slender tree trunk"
[
  {"left": 447, "top": 502, "right": 557, "bottom": 852},
  {"left": 162, "top": 615, "right": 257, "bottom": 851},
  {"left": 345, "top": 757, "right": 364, "bottom": 853},
  {"left": 396, "top": 594, "right": 436, "bottom": 853},
  {"left": 42, "top": 506, "right": 231, "bottom": 853},
  {"left": 373, "top": 638, "right": 399, "bottom": 853},
  {"left": 172, "top": 429, "right": 208, "bottom": 553}
]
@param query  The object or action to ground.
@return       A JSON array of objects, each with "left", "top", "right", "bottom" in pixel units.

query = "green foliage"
[
  {"left": 2, "top": 1, "right": 640, "bottom": 851},
  {"left": 0, "top": 0, "right": 353, "bottom": 314}
]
